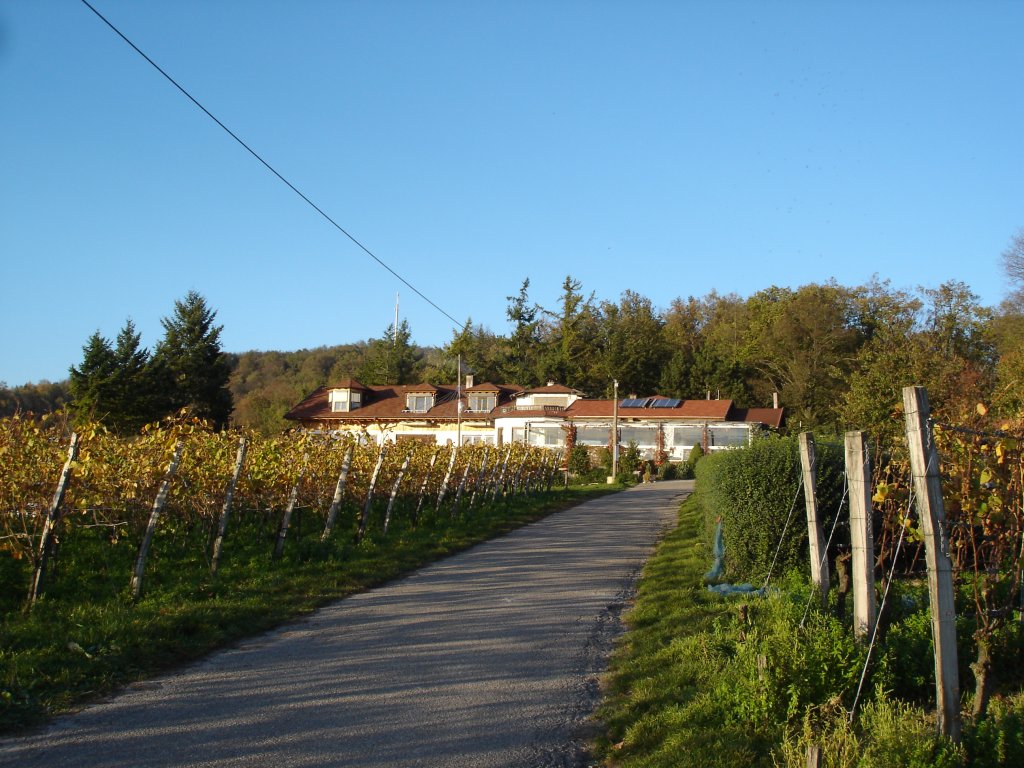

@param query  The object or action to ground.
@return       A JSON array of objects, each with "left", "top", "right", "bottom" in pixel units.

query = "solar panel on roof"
[
  {"left": 620, "top": 398, "right": 649, "bottom": 408},
  {"left": 651, "top": 398, "right": 682, "bottom": 408}
]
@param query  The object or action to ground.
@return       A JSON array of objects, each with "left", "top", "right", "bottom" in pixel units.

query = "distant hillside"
[{"left": 228, "top": 342, "right": 446, "bottom": 434}]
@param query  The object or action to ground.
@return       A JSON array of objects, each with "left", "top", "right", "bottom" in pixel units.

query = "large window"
[
  {"left": 468, "top": 394, "right": 496, "bottom": 412},
  {"left": 710, "top": 427, "right": 749, "bottom": 448},
  {"left": 406, "top": 393, "right": 434, "bottom": 412},
  {"left": 619, "top": 426, "right": 658, "bottom": 449},
  {"left": 577, "top": 425, "right": 610, "bottom": 446},
  {"left": 329, "top": 389, "right": 361, "bottom": 412},
  {"left": 511, "top": 426, "right": 564, "bottom": 447},
  {"left": 461, "top": 434, "right": 495, "bottom": 445},
  {"left": 672, "top": 426, "right": 703, "bottom": 448}
]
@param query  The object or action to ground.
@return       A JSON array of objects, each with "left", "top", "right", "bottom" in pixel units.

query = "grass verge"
[
  {"left": 1, "top": 484, "right": 619, "bottom": 735},
  {"left": 594, "top": 491, "right": 1024, "bottom": 767}
]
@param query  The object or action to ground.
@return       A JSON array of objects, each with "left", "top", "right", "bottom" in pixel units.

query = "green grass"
[
  {"left": 1, "top": 484, "right": 620, "bottom": 734},
  {"left": 594, "top": 491, "right": 1024, "bottom": 768}
]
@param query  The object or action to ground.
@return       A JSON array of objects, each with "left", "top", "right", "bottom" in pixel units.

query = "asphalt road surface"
[{"left": 1, "top": 480, "right": 691, "bottom": 768}]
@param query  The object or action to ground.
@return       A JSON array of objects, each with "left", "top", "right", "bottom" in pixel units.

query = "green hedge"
[{"left": 695, "top": 435, "right": 846, "bottom": 583}]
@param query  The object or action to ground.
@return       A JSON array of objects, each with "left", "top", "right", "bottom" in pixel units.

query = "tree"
[
  {"left": 358, "top": 319, "right": 423, "bottom": 385},
  {"left": 153, "top": 291, "right": 233, "bottom": 428},
  {"left": 537, "top": 276, "right": 603, "bottom": 394},
  {"left": 601, "top": 290, "right": 668, "bottom": 397},
  {"left": 68, "top": 331, "right": 117, "bottom": 424},
  {"left": 503, "top": 278, "right": 541, "bottom": 386}
]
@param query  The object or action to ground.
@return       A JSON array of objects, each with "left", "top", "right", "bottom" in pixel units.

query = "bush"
[
  {"left": 567, "top": 444, "right": 591, "bottom": 477},
  {"left": 694, "top": 435, "right": 845, "bottom": 583}
]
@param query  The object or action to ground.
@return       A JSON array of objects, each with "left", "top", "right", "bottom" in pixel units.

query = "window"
[
  {"left": 710, "top": 427, "right": 749, "bottom": 448},
  {"left": 468, "top": 394, "right": 496, "bottom": 412},
  {"left": 619, "top": 426, "right": 658, "bottom": 449},
  {"left": 577, "top": 426, "right": 610, "bottom": 446},
  {"left": 329, "top": 389, "right": 361, "bottom": 412},
  {"left": 461, "top": 434, "right": 495, "bottom": 445},
  {"left": 511, "top": 426, "right": 564, "bottom": 446},
  {"left": 672, "top": 426, "right": 703, "bottom": 448},
  {"left": 407, "top": 393, "right": 434, "bottom": 412}
]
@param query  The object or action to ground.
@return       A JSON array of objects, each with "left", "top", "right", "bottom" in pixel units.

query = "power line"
[{"left": 80, "top": 0, "right": 464, "bottom": 331}]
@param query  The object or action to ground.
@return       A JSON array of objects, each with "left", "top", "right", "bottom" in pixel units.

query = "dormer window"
[
  {"left": 468, "top": 394, "right": 496, "bottom": 412},
  {"left": 329, "top": 389, "right": 361, "bottom": 412},
  {"left": 407, "top": 393, "right": 434, "bottom": 412}
]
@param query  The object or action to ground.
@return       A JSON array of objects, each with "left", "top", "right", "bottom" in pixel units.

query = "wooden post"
[
  {"left": 131, "top": 440, "right": 184, "bottom": 600},
  {"left": 903, "top": 386, "right": 961, "bottom": 742},
  {"left": 845, "top": 431, "right": 876, "bottom": 641},
  {"left": 806, "top": 744, "right": 822, "bottom": 768},
  {"left": 273, "top": 455, "right": 306, "bottom": 559},
  {"left": 210, "top": 436, "right": 248, "bottom": 576},
  {"left": 29, "top": 432, "right": 80, "bottom": 605},
  {"left": 799, "top": 432, "right": 830, "bottom": 605},
  {"left": 321, "top": 445, "right": 354, "bottom": 541},
  {"left": 451, "top": 460, "right": 472, "bottom": 517}
]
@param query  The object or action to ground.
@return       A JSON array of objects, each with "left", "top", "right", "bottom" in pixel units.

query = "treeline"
[{"left": 7, "top": 232, "right": 1024, "bottom": 439}]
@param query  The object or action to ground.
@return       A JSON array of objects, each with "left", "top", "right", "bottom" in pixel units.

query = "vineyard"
[{"left": 0, "top": 411, "right": 579, "bottom": 731}]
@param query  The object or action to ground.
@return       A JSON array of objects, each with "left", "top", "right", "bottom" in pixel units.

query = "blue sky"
[{"left": 2, "top": 1, "right": 1022, "bottom": 386}]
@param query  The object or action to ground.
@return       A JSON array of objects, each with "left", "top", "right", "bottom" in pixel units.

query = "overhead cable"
[{"left": 80, "top": 0, "right": 463, "bottom": 330}]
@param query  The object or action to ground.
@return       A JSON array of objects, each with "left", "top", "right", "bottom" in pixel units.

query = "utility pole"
[{"left": 611, "top": 379, "right": 619, "bottom": 482}]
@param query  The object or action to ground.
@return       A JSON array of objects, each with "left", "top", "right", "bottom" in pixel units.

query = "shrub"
[
  {"left": 567, "top": 444, "right": 591, "bottom": 477},
  {"left": 694, "top": 435, "right": 845, "bottom": 583}
]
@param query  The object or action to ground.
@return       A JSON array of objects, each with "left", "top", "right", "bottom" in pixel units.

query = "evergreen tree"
[
  {"left": 153, "top": 291, "right": 233, "bottom": 427},
  {"left": 68, "top": 331, "right": 117, "bottom": 424},
  {"left": 503, "top": 278, "right": 541, "bottom": 386},
  {"left": 109, "top": 319, "right": 161, "bottom": 432},
  {"left": 358, "top": 320, "right": 423, "bottom": 385}
]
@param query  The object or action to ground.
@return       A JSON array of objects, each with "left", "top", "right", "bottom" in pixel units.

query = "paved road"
[{"left": 1, "top": 480, "right": 691, "bottom": 768}]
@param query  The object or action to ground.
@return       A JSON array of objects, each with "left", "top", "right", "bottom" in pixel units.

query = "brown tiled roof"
[
  {"left": 565, "top": 398, "right": 735, "bottom": 421},
  {"left": 284, "top": 382, "right": 521, "bottom": 424},
  {"left": 465, "top": 381, "right": 508, "bottom": 393},
  {"left": 731, "top": 407, "right": 786, "bottom": 430},
  {"left": 523, "top": 383, "right": 584, "bottom": 395},
  {"left": 330, "top": 378, "right": 369, "bottom": 390}
]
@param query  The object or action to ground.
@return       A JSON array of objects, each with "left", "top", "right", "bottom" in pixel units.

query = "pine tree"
[
  {"left": 359, "top": 320, "right": 423, "bottom": 385},
  {"left": 153, "top": 291, "right": 233, "bottom": 427},
  {"left": 68, "top": 331, "right": 117, "bottom": 424}
]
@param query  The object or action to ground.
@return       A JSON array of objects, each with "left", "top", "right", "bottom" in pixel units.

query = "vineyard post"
[
  {"left": 845, "top": 431, "right": 876, "bottom": 641},
  {"left": 412, "top": 448, "right": 438, "bottom": 525},
  {"left": 357, "top": 443, "right": 387, "bottom": 543},
  {"left": 903, "top": 385, "right": 961, "bottom": 742},
  {"left": 451, "top": 460, "right": 472, "bottom": 517},
  {"left": 436, "top": 445, "right": 458, "bottom": 510},
  {"left": 799, "top": 432, "right": 830, "bottom": 606},
  {"left": 28, "top": 432, "right": 80, "bottom": 606},
  {"left": 468, "top": 447, "right": 490, "bottom": 510},
  {"left": 131, "top": 440, "right": 184, "bottom": 601},
  {"left": 274, "top": 453, "right": 307, "bottom": 558},
  {"left": 383, "top": 450, "right": 411, "bottom": 535},
  {"left": 210, "top": 436, "right": 248, "bottom": 576},
  {"left": 490, "top": 446, "right": 512, "bottom": 502},
  {"left": 509, "top": 450, "right": 528, "bottom": 498},
  {"left": 321, "top": 445, "right": 354, "bottom": 542}
]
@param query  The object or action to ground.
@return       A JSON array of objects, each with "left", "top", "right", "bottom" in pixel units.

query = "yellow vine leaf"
[
  {"left": 872, "top": 483, "right": 890, "bottom": 503},
  {"left": 977, "top": 402, "right": 989, "bottom": 416}
]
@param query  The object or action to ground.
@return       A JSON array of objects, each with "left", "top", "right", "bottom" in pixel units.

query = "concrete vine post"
[
  {"left": 131, "top": 440, "right": 184, "bottom": 601},
  {"left": 29, "top": 432, "right": 80, "bottom": 606},
  {"left": 383, "top": 450, "right": 411, "bottom": 535},
  {"left": 436, "top": 445, "right": 458, "bottom": 511},
  {"left": 799, "top": 432, "right": 830, "bottom": 606},
  {"left": 210, "top": 436, "right": 248, "bottom": 576},
  {"left": 274, "top": 453, "right": 307, "bottom": 559},
  {"left": 357, "top": 443, "right": 387, "bottom": 543},
  {"left": 321, "top": 445, "right": 354, "bottom": 542},
  {"left": 903, "top": 386, "right": 961, "bottom": 742},
  {"left": 412, "top": 449, "right": 438, "bottom": 525},
  {"left": 844, "top": 431, "right": 876, "bottom": 641}
]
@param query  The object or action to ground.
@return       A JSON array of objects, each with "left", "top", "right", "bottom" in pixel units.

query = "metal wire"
[{"left": 761, "top": 474, "right": 805, "bottom": 592}]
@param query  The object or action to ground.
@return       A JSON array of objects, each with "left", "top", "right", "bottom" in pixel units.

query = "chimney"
[
  {"left": 706, "top": 390, "right": 711, "bottom": 400},
  {"left": 773, "top": 392, "right": 779, "bottom": 409},
  {"left": 465, "top": 374, "right": 474, "bottom": 389},
  {"left": 547, "top": 380, "right": 555, "bottom": 387}
]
